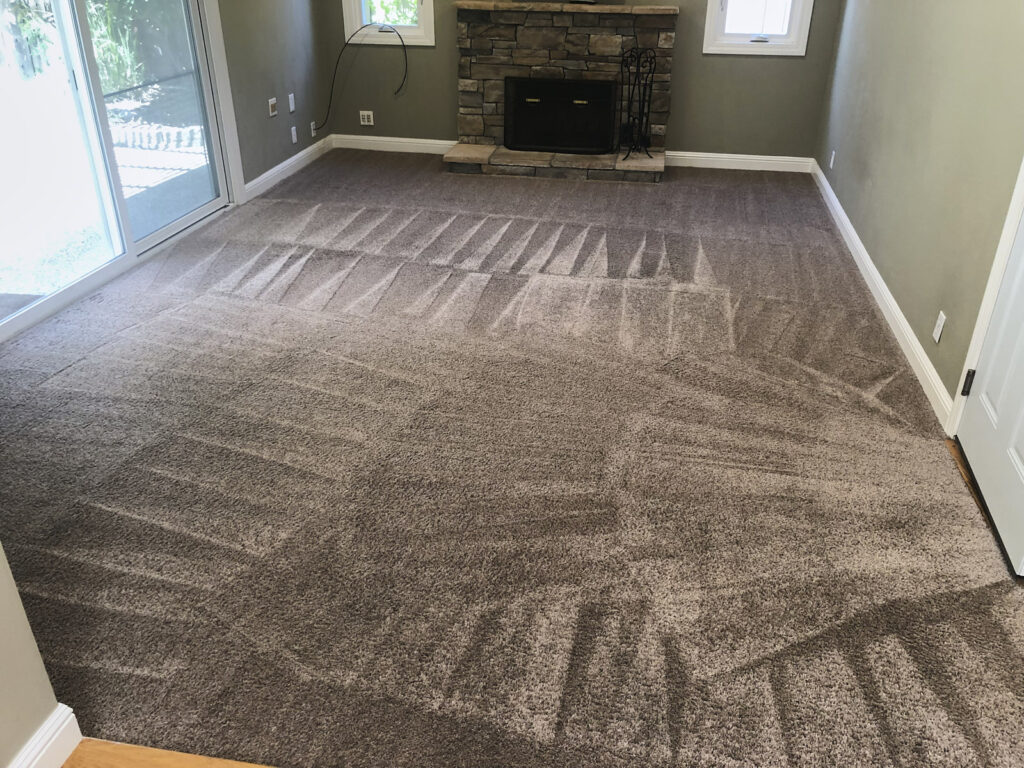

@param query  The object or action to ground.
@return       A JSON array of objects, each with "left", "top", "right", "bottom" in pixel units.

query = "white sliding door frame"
[
  {"left": 195, "top": 0, "right": 247, "bottom": 204},
  {"left": 66, "top": 0, "right": 137, "bottom": 248},
  {"left": 53, "top": 0, "right": 124, "bottom": 262},
  {"left": 948, "top": 153, "right": 1024, "bottom": 436}
]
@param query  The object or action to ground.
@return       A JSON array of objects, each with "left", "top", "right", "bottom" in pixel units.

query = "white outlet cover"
[
  {"left": 829, "top": 150, "right": 836, "bottom": 169},
  {"left": 311, "top": 121, "right": 317, "bottom": 138},
  {"left": 291, "top": 126, "right": 298, "bottom": 144},
  {"left": 360, "top": 110, "right": 374, "bottom": 126},
  {"left": 268, "top": 97, "right": 278, "bottom": 117},
  {"left": 288, "top": 93, "right": 296, "bottom": 113},
  {"left": 933, "top": 311, "right": 947, "bottom": 343}
]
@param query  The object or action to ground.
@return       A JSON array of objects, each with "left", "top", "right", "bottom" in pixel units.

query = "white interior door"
[{"left": 959, "top": 203, "right": 1024, "bottom": 576}]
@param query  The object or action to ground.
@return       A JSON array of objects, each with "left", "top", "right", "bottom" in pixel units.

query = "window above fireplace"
[
  {"left": 703, "top": 0, "right": 815, "bottom": 57},
  {"left": 342, "top": 0, "right": 435, "bottom": 47}
]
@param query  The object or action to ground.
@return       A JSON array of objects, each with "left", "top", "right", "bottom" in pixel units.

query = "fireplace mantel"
[{"left": 452, "top": 1, "right": 679, "bottom": 15}]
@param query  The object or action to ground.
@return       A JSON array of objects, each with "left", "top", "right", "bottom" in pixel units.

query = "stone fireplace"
[{"left": 442, "top": 1, "right": 679, "bottom": 182}]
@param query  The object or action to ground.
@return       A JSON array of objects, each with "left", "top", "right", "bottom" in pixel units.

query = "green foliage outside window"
[
  {"left": 86, "top": 0, "right": 142, "bottom": 94},
  {"left": 0, "top": 0, "right": 55, "bottom": 77},
  {"left": 367, "top": 0, "right": 418, "bottom": 27},
  {"left": 86, "top": 0, "right": 195, "bottom": 97}
]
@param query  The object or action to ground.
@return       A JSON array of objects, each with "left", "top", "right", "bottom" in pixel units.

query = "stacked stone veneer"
[{"left": 455, "top": 1, "right": 678, "bottom": 148}]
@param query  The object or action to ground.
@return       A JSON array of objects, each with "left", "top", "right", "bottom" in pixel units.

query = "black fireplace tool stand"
[{"left": 619, "top": 47, "right": 656, "bottom": 160}]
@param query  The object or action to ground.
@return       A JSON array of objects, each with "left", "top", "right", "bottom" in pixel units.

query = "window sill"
[
  {"left": 703, "top": 39, "right": 808, "bottom": 56},
  {"left": 347, "top": 28, "right": 434, "bottom": 46}
]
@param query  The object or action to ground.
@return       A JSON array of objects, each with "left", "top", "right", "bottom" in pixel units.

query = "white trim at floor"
[
  {"left": 241, "top": 138, "right": 337, "bottom": 202},
  {"left": 664, "top": 151, "right": 815, "bottom": 173},
  {"left": 2, "top": 136, "right": 333, "bottom": 346},
  {"left": 812, "top": 161, "right": 954, "bottom": 432},
  {"left": 7, "top": 704, "right": 81, "bottom": 768},
  {"left": 328, "top": 135, "right": 818, "bottom": 173},
  {"left": 330, "top": 134, "right": 456, "bottom": 155},
  {"left": 0, "top": 206, "right": 227, "bottom": 346}
]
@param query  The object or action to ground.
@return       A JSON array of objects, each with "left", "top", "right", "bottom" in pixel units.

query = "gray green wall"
[
  {"left": 325, "top": 0, "right": 843, "bottom": 156},
  {"left": 0, "top": 544, "right": 58, "bottom": 766},
  {"left": 219, "top": 0, "right": 345, "bottom": 182},
  {"left": 817, "top": 0, "right": 1024, "bottom": 395}
]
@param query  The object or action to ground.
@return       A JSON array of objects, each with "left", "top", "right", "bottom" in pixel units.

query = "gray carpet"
[{"left": 1, "top": 149, "right": 1021, "bottom": 767}]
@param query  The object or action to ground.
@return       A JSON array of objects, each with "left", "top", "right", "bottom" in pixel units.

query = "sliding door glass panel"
[
  {"left": 0, "top": 0, "right": 117, "bottom": 320},
  {"left": 84, "top": 0, "right": 218, "bottom": 240}
]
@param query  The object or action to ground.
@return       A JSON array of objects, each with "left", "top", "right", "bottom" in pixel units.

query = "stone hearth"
[
  {"left": 444, "top": 143, "right": 665, "bottom": 182},
  {"left": 445, "top": 1, "right": 677, "bottom": 182}
]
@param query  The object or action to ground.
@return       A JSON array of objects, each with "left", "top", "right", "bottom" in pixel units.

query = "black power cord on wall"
[{"left": 314, "top": 22, "right": 409, "bottom": 133}]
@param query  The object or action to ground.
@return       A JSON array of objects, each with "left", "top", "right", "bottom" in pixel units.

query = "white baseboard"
[
  {"left": 325, "top": 136, "right": 816, "bottom": 173},
  {"left": 242, "top": 138, "right": 335, "bottom": 201},
  {"left": 812, "top": 161, "right": 954, "bottom": 432},
  {"left": 7, "top": 704, "right": 81, "bottom": 768},
  {"left": 330, "top": 134, "right": 457, "bottom": 155},
  {"left": 665, "top": 151, "right": 815, "bottom": 173}
]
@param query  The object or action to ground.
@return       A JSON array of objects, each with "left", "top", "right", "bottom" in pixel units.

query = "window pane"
[
  {"left": 724, "top": 0, "right": 792, "bottom": 35},
  {"left": 84, "top": 0, "right": 219, "bottom": 240},
  {"left": 365, "top": 0, "right": 419, "bottom": 26}
]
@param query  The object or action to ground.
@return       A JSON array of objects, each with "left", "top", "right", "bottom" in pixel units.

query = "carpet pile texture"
[{"left": 2, "top": 150, "right": 1022, "bottom": 767}]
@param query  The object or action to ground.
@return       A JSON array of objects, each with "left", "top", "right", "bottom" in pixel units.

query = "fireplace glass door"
[{"left": 504, "top": 77, "right": 617, "bottom": 155}]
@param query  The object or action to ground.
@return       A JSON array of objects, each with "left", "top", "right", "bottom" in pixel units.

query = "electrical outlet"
[
  {"left": 310, "top": 121, "right": 317, "bottom": 138},
  {"left": 268, "top": 97, "right": 278, "bottom": 117},
  {"left": 291, "top": 125, "right": 298, "bottom": 144},
  {"left": 288, "top": 93, "right": 296, "bottom": 113},
  {"left": 359, "top": 110, "right": 374, "bottom": 126},
  {"left": 933, "top": 311, "right": 947, "bottom": 344},
  {"left": 829, "top": 150, "right": 836, "bottom": 169}
]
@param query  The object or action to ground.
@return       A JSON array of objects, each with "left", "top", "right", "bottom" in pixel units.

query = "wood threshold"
[
  {"left": 945, "top": 438, "right": 986, "bottom": 514},
  {"left": 63, "top": 738, "right": 271, "bottom": 768}
]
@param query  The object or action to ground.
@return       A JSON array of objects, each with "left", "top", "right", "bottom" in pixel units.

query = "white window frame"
[
  {"left": 703, "top": 0, "right": 815, "bottom": 57},
  {"left": 342, "top": 0, "right": 435, "bottom": 47}
]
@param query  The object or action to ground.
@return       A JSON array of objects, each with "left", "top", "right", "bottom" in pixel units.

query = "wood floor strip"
[
  {"left": 63, "top": 738, "right": 271, "bottom": 768},
  {"left": 945, "top": 438, "right": 987, "bottom": 514}
]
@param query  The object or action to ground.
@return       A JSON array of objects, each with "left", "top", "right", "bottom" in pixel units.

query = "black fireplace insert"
[{"left": 504, "top": 77, "right": 616, "bottom": 155}]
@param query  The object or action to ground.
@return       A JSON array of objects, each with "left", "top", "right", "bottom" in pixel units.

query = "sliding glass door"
[
  {"left": 0, "top": 0, "right": 226, "bottom": 324},
  {"left": 76, "top": 0, "right": 224, "bottom": 243}
]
